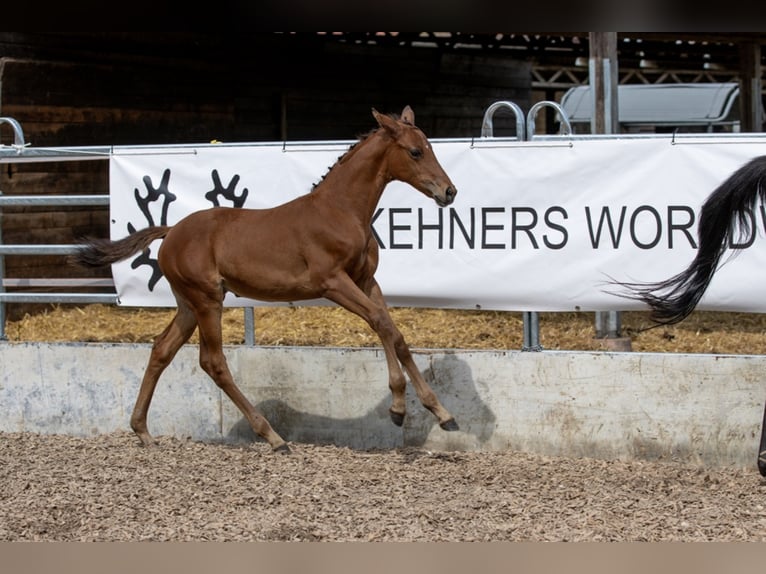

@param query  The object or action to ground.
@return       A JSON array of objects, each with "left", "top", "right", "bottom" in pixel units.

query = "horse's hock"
[{"left": 1, "top": 342, "right": 763, "bottom": 469}]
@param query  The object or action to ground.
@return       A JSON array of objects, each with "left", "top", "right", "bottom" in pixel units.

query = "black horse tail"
[
  {"left": 615, "top": 155, "right": 766, "bottom": 326},
  {"left": 71, "top": 226, "right": 171, "bottom": 268}
]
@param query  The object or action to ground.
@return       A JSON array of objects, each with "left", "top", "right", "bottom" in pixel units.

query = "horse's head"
[{"left": 372, "top": 106, "right": 457, "bottom": 207}]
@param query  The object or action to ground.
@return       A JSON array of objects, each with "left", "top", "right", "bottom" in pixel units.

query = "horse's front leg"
[
  {"left": 367, "top": 299, "right": 408, "bottom": 426},
  {"left": 325, "top": 275, "right": 458, "bottom": 431},
  {"left": 366, "top": 281, "right": 459, "bottom": 431}
]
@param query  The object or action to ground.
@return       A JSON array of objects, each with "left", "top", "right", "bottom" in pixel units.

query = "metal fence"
[{"left": 0, "top": 117, "right": 118, "bottom": 339}]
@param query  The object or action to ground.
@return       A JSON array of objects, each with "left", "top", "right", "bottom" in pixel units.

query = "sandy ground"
[
  {"left": 3, "top": 305, "right": 766, "bottom": 541},
  {"left": 1, "top": 431, "right": 765, "bottom": 542}
]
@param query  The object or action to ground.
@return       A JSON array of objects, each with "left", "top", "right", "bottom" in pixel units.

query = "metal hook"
[
  {"left": 480, "top": 101, "right": 525, "bottom": 139},
  {"left": 526, "top": 101, "right": 573, "bottom": 139},
  {"left": 0, "top": 117, "right": 26, "bottom": 152}
]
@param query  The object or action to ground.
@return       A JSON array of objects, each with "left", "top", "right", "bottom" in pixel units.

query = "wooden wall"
[{"left": 0, "top": 32, "right": 530, "bottom": 317}]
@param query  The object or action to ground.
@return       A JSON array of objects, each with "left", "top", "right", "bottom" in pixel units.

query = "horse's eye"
[{"left": 409, "top": 148, "right": 423, "bottom": 159}]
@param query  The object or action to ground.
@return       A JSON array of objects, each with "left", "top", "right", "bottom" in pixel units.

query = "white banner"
[{"left": 109, "top": 136, "right": 766, "bottom": 312}]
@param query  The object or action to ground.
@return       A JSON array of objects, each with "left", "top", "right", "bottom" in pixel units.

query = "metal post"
[
  {"left": 480, "top": 100, "right": 544, "bottom": 351},
  {"left": 244, "top": 307, "right": 255, "bottom": 346},
  {"left": 738, "top": 42, "right": 763, "bottom": 133},
  {"left": 522, "top": 311, "right": 542, "bottom": 352},
  {"left": 588, "top": 33, "right": 619, "bottom": 135},
  {"left": 589, "top": 32, "right": 625, "bottom": 347},
  {"left": 523, "top": 101, "right": 572, "bottom": 351}
]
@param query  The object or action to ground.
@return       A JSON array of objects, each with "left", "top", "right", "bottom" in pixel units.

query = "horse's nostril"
[{"left": 447, "top": 187, "right": 457, "bottom": 200}]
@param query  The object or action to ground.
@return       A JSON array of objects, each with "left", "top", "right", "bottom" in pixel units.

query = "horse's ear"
[
  {"left": 372, "top": 108, "right": 400, "bottom": 135},
  {"left": 400, "top": 106, "right": 415, "bottom": 125}
]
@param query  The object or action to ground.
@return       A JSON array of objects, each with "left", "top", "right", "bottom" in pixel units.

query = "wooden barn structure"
[{"left": 1, "top": 32, "right": 764, "bottom": 320}]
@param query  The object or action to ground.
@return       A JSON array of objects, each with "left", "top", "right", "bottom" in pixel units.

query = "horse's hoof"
[
  {"left": 135, "top": 434, "right": 158, "bottom": 447},
  {"left": 389, "top": 410, "right": 405, "bottom": 427},
  {"left": 273, "top": 443, "right": 291, "bottom": 454},
  {"left": 440, "top": 418, "right": 459, "bottom": 431},
  {"left": 758, "top": 450, "right": 766, "bottom": 477}
]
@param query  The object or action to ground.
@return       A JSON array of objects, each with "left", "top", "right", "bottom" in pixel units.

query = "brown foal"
[{"left": 74, "top": 106, "right": 459, "bottom": 453}]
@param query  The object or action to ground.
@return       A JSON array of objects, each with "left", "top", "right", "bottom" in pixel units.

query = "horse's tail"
[
  {"left": 615, "top": 155, "right": 766, "bottom": 326},
  {"left": 71, "top": 226, "right": 171, "bottom": 268}
]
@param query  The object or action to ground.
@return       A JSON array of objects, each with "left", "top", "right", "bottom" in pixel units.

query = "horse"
[
  {"left": 73, "top": 106, "right": 460, "bottom": 453},
  {"left": 610, "top": 154, "right": 766, "bottom": 477}
]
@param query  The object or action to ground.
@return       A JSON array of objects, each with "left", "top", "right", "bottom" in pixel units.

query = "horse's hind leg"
[
  {"left": 193, "top": 300, "right": 290, "bottom": 453},
  {"left": 131, "top": 301, "right": 198, "bottom": 446}
]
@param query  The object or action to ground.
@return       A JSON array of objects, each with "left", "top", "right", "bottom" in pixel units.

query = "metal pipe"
[
  {"left": 0, "top": 293, "right": 118, "bottom": 303},
  {"left": 0, "top": 117, "right": 26, "bottom": 149},
  {"left": 526, "top": 100, "right": 573, "bottom": 139},
  {"left": 0, "top": 245, "right": 85, "bottom": 255},
  {"left": 244, "top": 307, "right": 255, "bottom": 346},
  {"left": 522, "top": 311, "right": 543, "bottom": 352},
  {"left": 0, "top": 195, "right": 109, "bottom": 207},
  {"left": 480, "top": 101, "right": 525, "bottom": 139}
]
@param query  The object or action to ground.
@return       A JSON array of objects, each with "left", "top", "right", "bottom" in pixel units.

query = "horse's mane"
[{"left": 311, "top": 127, "right": 380, "bottom": 191}]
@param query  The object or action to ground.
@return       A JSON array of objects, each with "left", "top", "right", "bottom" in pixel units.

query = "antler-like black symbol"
[
  {"left": 205, "top": 169, "right": 248, "bottom": 207},
  {"left": 127, "top": 168, "right": 177, "bottom": 291},
  {"left": 135, "top": 168, "right": 177, "bottom": 225},
  {"left": 127, "top": 222, "right": 164, "bottom": 291}
]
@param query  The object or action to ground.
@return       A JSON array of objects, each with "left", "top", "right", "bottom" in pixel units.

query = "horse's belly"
[{"left": 222, "top": 271, "right": 321, "bottom": 303}]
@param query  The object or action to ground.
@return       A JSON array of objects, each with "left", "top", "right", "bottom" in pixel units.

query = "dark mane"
[{"left": 311, "top": 128, "right": 378, "bottom": 191}]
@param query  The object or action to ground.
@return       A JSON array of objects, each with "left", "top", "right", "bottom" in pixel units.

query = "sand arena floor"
[{"left": 3, "top": 305, "right": 766, "bottom": 541}]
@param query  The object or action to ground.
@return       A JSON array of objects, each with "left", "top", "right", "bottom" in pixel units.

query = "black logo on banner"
[{"left": 126, "top": 168, "right": 246, "bottom": 291}]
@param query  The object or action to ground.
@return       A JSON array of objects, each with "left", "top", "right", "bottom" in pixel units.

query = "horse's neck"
[{"left": 313, "top": 133, "right": 390, "bottom": 222}]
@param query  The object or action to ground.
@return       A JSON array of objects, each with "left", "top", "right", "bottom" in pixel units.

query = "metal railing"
[
  {"left": 0, "top": 117, "right": 265, "bottom": 343},
  {"left": 0, "top": 189, "right": 261, "bottom": 342},
  {"left": 0, "top": 118, "right": 116, "bottom": 339}
]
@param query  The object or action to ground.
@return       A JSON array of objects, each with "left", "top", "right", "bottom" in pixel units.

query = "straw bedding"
[
  {"left": 2, "top": 305, "right": 766, "bottom": 541},
  {"left": 6, "top": 304, "right": 766, "bottom": 354}
]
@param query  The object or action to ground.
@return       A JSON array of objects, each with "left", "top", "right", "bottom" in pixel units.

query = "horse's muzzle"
[{"left": 435, "top": 186, "right": 457, "bottom": 207}]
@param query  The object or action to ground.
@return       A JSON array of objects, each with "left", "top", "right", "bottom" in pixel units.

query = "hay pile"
[{"left": 5, "top": 304, "right": 766, "bottom": 354}]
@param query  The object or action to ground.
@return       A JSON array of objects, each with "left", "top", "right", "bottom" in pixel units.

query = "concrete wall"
[{"left": 1, "top": 342, "right": 764, "bottom": 468}]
